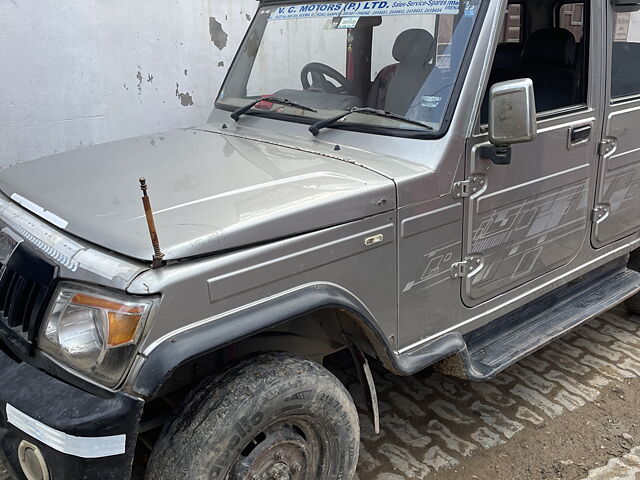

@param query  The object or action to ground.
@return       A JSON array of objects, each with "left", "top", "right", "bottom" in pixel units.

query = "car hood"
[{"left": 0, "top": 128, "right": 395, "bottom": 261}]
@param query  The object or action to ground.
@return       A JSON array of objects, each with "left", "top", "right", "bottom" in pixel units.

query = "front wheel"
[{"left": 146, "top": 352, "right": 360, "bottom": 480}]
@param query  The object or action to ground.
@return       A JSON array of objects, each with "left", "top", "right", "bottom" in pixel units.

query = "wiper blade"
[
  {"left": 231, "top": 96, "right": 317, "bottom": 121},
  {"left": 309, "top": 107, "right": 433, "bottom": 136}
]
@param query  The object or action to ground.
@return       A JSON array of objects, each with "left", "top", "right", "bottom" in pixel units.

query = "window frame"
[
  {"left": 555, "top": 0, "right": 590, "bottom": 112},
  {"left": 545, "top": 0, "right": 591, "bottom": 115},
  {"left": 609, "top": 9, "right": 640, "bottom": 104},
  {"left": 215, "top": 0, "right": 491, "bottom": 141},
  {"left": 478, "top": 0, "right": 591, "bottom": 130}
]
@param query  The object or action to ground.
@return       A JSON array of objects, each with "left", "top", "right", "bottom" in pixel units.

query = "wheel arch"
[{"left": 131, "top": 283, "right": 398, "bottom": 400}]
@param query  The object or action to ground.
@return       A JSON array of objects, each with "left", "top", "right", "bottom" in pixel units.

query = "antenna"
[{"left": 139, "top": 178, "right": 165, "bottom": 269}]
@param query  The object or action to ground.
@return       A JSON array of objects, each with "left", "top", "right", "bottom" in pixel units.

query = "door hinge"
[
  {"left": 453, "top": 175, "right": 487, "bottom": 199},
  {"left": 592, "top": 204, "right": 610, "bottom": 223},
  {"left": 598, "top": 139, "right": 616, "bottom": 156},
  {"left": 451, "top": 255, "right": 484, "bottom": 279}
]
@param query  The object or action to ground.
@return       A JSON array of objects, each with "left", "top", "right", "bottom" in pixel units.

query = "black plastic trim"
[
  {"left": 0, "top": 242, "right": 58, "bottom": 355},
  {"left": 0, "top": 347, "right": 143, "bottom": 480},
  {"left": 133, "top": 284, "right": 466, "bottom": 398}
]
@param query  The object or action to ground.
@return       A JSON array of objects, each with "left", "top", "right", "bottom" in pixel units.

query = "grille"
[{"left": 0, "top": 243, "right": 57, "bottom": 352}]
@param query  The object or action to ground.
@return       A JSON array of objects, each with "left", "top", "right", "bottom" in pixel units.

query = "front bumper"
[{"left": 0, "top": 345, "right": 143, "bottom": 480}]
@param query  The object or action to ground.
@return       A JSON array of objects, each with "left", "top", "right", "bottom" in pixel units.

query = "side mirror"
[
  {"left": 482, "top": 78, "right": 537, "bottom": 165},
  {"left": 488, "top": 78, "right": 537, "bottom": 146}
]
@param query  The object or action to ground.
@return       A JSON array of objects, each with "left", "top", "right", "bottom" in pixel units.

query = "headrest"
[
  {"left": 522, "top": 28, "right": 577, "bottom": 68},
  {"left": 393, "top": 29, "right": 436, "bottom": 65}
]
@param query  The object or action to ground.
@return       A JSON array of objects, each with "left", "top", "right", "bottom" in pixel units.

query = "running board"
[{"left": 437, "top": 261, "right": 640, "bottom": 381}]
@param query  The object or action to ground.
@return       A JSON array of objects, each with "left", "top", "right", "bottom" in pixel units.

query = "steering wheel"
[{"left": 301, "top": 62, "right": 353, "bottom": 95}]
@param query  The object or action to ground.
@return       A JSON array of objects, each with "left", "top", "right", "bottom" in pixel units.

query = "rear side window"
[
  {"left": 499, "top": 4, "right": 524, "bottom": 43},
  {"left": 612, "top": 11, "right": 640, "bottom": 99},
  {"left": 558, "top": 3, "right": 584, "bottom": 42}
]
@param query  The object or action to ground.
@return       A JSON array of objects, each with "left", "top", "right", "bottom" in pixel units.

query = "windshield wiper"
[
  {"left": 309, "top": 107, "right": 433, "bottom": 136},
  {"left": 231, "top": 96, "right": 317, "bottom": 121}
]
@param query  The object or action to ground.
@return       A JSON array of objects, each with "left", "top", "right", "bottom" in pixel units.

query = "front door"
[
  {"left": 592, "top": 5, "right": 640, "bottom": 247},
  {"left": 462, "top": 1, "right": 602, "bottom": 306}
]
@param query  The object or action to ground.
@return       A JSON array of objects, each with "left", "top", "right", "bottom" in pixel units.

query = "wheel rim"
[{"left": 227, "top": 416, "right": 331, "bottom": 480}]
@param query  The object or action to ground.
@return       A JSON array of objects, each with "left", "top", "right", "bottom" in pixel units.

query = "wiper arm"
[
  {"left": 309, "top": 107, "right": 433, "bottom": 136},
  {"left": 231, "top": 96, "right": 317, "bottom": 121}
]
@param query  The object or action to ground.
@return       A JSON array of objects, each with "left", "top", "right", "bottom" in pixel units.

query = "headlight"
[{"left": 39, "top": 282, "right": 158, "bottom": 387}]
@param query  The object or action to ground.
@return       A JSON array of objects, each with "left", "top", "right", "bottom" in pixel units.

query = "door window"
[
  {"left": 482, "top": 0, "right": 589, "bottom": 121},
  {"left": 611, "top": 10, "right": 640, "bottom": 99}
]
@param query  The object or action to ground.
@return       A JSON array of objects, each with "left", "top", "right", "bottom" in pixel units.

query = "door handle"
[{"left": 569, "top": 124, "right": 592, "bottom": 148}]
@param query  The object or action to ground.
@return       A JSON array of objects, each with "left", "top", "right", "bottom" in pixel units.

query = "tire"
[{"left": 146, "top": 352, "right": 360, "bottom": 480}]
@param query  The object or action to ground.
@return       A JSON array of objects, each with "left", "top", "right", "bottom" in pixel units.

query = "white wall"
[{"left": 0, "top": 0, "right": 257, "bottom": 168}]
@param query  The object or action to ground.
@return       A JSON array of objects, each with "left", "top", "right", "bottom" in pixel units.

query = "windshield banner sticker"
[{"left": 269, "top": 1, "right": 461, "bottom": 20}]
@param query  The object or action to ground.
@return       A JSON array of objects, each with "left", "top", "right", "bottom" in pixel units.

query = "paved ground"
[
  {"left": 3, "top": 306, "right": 640, "bottom": 479},
  {"left": 584, "top": 447, "right": 640, "bottom": 480},
  {"left": 349, "top": 305, "right": 640, "bottom": 479}
]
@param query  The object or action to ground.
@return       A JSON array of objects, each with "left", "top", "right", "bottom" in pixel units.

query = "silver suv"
[{"left": 1, "top": 0, "right": 640, "bottom": 479}]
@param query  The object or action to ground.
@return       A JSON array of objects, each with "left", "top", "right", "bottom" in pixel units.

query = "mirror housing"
[{"left": 488, "top": 78, "right": 537, "bottom": 147}]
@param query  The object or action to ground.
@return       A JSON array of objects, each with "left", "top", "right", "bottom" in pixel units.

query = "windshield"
[{"left": 217, "top": 0, "right": 482, "bottom": 137}]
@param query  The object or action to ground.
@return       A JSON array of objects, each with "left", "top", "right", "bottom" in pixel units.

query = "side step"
[{"left": 446, "top": 261, "right": 640, "bottom": 381}]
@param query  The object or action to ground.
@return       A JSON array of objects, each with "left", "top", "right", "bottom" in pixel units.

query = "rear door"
[{"left": 592, "top": 5, "right": 640, "bottom": 247}]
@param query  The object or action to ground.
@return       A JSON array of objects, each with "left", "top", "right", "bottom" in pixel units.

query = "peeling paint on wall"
[
  {"left": 136, "top": 69, "right": 144, "bottom": 95},
  {"left": 179, "top": 93, "right": 194, "bottom": 106},
  {"left": 175, "top": 83, "right": 194, "bottom": 107},
  {"left": 209, "top": 17, "right": 228, "bottom": 51}
]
